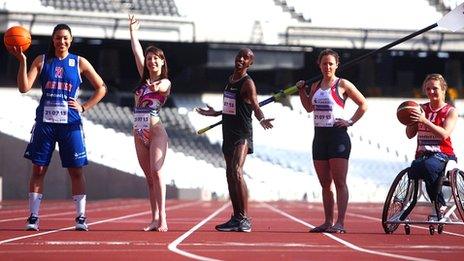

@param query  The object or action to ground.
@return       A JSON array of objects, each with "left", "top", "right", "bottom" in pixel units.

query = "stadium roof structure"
[
  {"left": 282, "top": 25, "right": 464, "bottom": 52},
  {"left": 1, "top": 0, "right": 464, "bottom": 52},
  {"left": 0, "top": 6, "right": 195, "bottom": 42}
]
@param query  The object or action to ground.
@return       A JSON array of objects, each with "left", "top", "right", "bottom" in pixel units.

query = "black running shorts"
[{"left": 312, "top": 127, "right": 351, "bottom": 160}]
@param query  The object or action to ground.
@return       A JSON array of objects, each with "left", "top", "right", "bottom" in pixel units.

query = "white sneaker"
[
  {"left": 75, "top": 216, "right": 88, "bottom": 231},
  {"left": 26, "top": 214, "right": 39, "bottom": 231}
]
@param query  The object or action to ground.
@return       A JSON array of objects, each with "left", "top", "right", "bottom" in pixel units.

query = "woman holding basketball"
[
  {"left": 10, "top": 24, "right": 107, "bottom": 231},
  {"left": 296, "top": 49, "right": 367, "bottom": 233},
  {"left": 406, "top": 74, "right": 458, "bottom": 213},
  {"left": 129, "top": 15, "right": 170, "bottom": 232}
]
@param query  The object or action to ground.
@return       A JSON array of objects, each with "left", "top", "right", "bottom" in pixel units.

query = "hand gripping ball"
[{"left": 4, "top": 26, "right": 31, "bottom": 53}]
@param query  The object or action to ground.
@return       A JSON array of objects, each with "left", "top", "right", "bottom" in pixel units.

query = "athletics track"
[{"left": 0, "top": 199, "right": 463, "bottom": 260}]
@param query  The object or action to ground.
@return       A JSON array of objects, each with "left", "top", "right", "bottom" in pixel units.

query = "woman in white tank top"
[{"left": 296, "top": 49, "right": 368, "bottom": 233}]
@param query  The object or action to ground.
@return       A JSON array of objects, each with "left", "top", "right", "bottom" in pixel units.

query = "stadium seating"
[
  {"left": 39, "top": 0, "right": 180, "bottom": 16},
  {"left": 1, "top": 89, "right": 462, "bottom": 202}
]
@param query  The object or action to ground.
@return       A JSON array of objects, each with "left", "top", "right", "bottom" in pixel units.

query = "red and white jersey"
[
  {"left": 311, "top": 78, "right": 346, "bottom": 127},
  {"left": 416, "top": 102, "right": 454, "bottom": 157}
]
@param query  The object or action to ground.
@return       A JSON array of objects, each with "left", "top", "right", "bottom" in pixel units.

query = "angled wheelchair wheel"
[
  {"left": 450, "top": 169, "right": 464, "bottom": 221},
  {"left": 382, "top": 168, "right": 416, "bottom": 234}
]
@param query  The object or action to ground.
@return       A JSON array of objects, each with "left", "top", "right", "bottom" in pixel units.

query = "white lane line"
[
  {"left": 0, "top": 199, "right": 143, "bottom": 216},
  {"left": 168, "top": 202, "right": 230, "bottom": 261},
  {"left": 0, "top": 202, "right": 149, "bottom": 223},
  {"left": 348, "top": 212, "right": 464, "bottom": 238},
  {"left": 262, "top": 203, "right": 435, "bottom": 261},
  {"left": 306, "top": 204, "right": 464, "bottom": 238},
  {"left": 0, "top": 201, "right": 201, "bottom": 245}
]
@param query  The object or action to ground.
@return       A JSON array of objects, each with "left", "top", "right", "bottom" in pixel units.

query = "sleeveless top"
[
  {"left": 222, "top": 74, "right": 253, "bottom": 139},
  {"left": 37, "top": 53, "right": 82, "bottom": 124},
  {"left": 416, "top": 102, "right": 455, "bottom": 157},
  {"left": 133, "top": 82, "right": 167, "bottom": 130},
  {"left": 311, "top": 78, "right": 346, "bottom": 127}
]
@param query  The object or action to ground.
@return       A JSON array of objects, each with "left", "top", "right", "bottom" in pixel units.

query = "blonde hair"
[{"left": 422, "top": 73, "right": 448, "bottom": 92}]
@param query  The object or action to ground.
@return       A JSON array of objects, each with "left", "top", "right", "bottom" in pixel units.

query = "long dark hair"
[
  {"left": 139, "top": 45, "right": 169, "bottom": 84},
  {"left": 46, "top": 24, "right": 72, "bottom": 61}
]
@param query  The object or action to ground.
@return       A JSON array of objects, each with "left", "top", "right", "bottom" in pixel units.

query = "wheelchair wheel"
[
  {"left": 450, "top": 169, "right": 464, "bottom": 221},
  {"left": 382, "top": 168, "right": 415, "bottom": 234}
]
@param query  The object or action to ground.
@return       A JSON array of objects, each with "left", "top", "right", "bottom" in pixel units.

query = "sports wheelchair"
[{"left": 382, "top": 160, "right": 464, "bottom": 235}]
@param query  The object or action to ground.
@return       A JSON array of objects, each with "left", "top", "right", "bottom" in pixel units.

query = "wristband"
[
  {"left": 259, "top": 118, "right": 265, "bottom": 123},
  {"left": 347, "top": 119, "right": 354, "bottom": 126}
]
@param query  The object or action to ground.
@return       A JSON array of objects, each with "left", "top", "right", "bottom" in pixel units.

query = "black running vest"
[{"left": 222, "top": 75, "right": 253, "bottom": 141}]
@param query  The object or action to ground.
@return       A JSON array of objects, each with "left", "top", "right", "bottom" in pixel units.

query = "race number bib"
[
  {"left": 313, "top": 105, "right": 334, "bottom": 127},
  {"left": 133, "top": 107, "right": 151, "bottom": 129},
  {"left": 43, "top": 100, "right": 68, "bottom": 123},
  {"left": 223, "top": 91, "right": 236, "bottom": 115}
]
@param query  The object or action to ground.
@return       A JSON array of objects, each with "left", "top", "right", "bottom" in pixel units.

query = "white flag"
[{"left": 437, "top": 2, "right": 464, "bottom": 32}]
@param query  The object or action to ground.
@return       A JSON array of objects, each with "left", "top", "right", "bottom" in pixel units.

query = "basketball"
[
  {"left": 396, "top": 100, "right": 420, "bottom": 125},
  {"left": 3, "top": 26, "right": 31, "bottom": 53}
]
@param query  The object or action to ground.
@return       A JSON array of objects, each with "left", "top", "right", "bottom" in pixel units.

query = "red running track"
[{"left": 0, "top": 199, "right": 463, "bottom": 260}]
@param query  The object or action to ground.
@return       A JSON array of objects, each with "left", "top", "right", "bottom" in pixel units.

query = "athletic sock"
[
  {"left": 28, "top": 192, "right": 43, "bottom": 217},
  {"left": 72, "top": 194, "right": 86, "bottom": 217}
]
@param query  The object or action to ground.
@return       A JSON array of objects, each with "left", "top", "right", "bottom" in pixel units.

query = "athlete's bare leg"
[
  {"left": 312, "top": 160, "right": 334, "bottom": 231},
  {"left": 224, "top": 141, "right": 249, "bottom": 218},
  {"left": 329, "top": 158, "right": 349, "bottom": 229},
  {"left": 29, "top": 164, "right": 48, "bottom": 193}
]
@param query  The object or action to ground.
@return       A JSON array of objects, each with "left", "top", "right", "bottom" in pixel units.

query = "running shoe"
[
  {"left": 25, "top": 214, "right": 39, "bottom": 231},
  {"left": 75, "top": 215, "right": 89, "bottom": 231},
  {"left": 215, "top": 215, "right": 240, "bottom": 232},
  {"left": 238, "top": 217, "right": 252, "bottom": 233}
]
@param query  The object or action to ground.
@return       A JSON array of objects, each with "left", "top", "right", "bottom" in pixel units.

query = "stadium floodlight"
[{"left": 197, "top": 2, "right": 464, "bottom": 135}]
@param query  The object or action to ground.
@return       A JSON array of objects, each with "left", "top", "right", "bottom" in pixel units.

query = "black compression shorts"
[{"left": 312, "top": 127, "right": 351, "bottom": 160}]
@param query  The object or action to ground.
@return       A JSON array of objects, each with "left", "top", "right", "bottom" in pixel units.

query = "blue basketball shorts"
[{"left": 24, "top": 122, "right": 88, "bottom": 168}]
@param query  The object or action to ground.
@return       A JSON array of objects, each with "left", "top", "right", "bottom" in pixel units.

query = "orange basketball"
[
  {"left": 4, "top": 26, "right": 31, "bottom": 53},
  {"left": 396, "top": 100, "right": 420, "bottom": 125}
]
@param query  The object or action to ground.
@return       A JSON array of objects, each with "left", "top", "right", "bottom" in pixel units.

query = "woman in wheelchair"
[{"left": 406, "top": 74, "right": 458, "bottom": 213}]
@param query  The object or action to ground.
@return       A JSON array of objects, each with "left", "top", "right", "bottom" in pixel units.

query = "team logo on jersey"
[
  {"left": 69, "top": 59, "right": 75, "bottom": 67},
  {"left": 54, "top": 67, "right": 63, "bottom": 78}
]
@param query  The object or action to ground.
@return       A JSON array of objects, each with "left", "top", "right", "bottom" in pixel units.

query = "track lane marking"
[
  {"left": 263, "top": 202, "right": 435, "bottom": 261},
  {"left": 0, "top": 201, "right": 149, "bottom": 223},
  {"left": 347, "top": 212, "right": 464, "bottom": 238},
  {"left": 305, "top": 204, "right": 464, "bottom": 238},
  {"left": 0, "top": 201, "right": 201, "bottom": 245},
  {"left": 168, "top": 202, "right": 230, "bottom": 261},
  {"left": 0, "top": 199, "right": 143, "bottom": 215}
]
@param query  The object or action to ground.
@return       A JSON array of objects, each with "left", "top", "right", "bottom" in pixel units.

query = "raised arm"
[
  {"left": 129, "top": 14, "right": 145, "bottom": 78},
  {"left": 11, "top": 47, "right": 42, "bottom": 93}
]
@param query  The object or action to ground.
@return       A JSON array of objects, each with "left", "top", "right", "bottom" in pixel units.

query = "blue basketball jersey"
[{"left": 36, "top": 53, "right": 83, "bottom": 124}]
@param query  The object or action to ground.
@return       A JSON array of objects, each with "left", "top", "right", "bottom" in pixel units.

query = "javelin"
[{"left": 197, "top": 3, "right": 464, "bottom": 135}]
